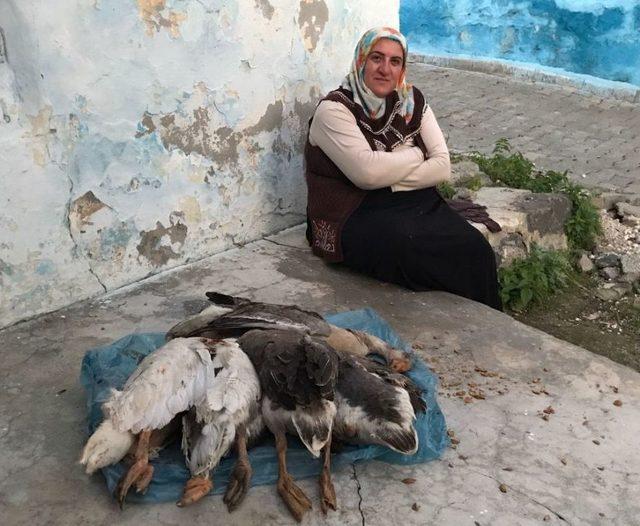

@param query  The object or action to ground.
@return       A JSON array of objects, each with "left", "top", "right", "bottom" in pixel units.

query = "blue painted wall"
[{"left": 400, "top": 0, "right": 640, "bottom": 86}]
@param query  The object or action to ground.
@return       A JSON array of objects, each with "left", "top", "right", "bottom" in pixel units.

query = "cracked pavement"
[{"left": 1, "top": 225, "right": 639, "bottom": 525}]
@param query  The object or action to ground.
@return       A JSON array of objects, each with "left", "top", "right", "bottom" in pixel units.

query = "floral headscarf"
[{"left": 341, "top": 27, "right": 415, "bottom": 123}]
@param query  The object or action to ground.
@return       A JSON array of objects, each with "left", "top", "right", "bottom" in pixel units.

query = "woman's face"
[{"left": 363, "top": 38, "right": 404, "bottom": 98}]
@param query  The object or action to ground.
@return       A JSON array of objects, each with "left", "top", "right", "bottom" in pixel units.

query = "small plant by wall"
[
  {"left": 469, "top": 138, "right": 602, "bottom": 251},
  {"left": 498, "top": 245, "right": 573, "bottom": 312},
  {"left": 453, "top": 138, "right": 602, "bottom": 312}
]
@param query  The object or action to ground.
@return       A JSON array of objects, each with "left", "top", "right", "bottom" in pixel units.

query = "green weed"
[
  {"left": 468, "top": 139, "right": 601, "bottom": 250},
  {"left": 460, "top": 174, "right": 484, "bottom": 191},
  {"left": 499, "top": 246, "right": 574, "bottom": 312},
  {"left": 437, "top": 181, "right": 456, "bottom": 199}
]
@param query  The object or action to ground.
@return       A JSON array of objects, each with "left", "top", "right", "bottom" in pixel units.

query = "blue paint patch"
[
  {"left": 75, "top": 95, "right": 88, "bottom": 111},
  {"left": 70, "top": 135, "right": 128, "bottom": 188},
  {"left": 401, "top": 0, "right": 640, "bottom": 86},
  {"left": 35, "top": 259, "right": 56, "bottom": 275},
  {"left": 98, "top": 220, "right": 136, "bottom": 261},
  {"left": 0, "top": 258, "right": 14, "bottom": 276}
]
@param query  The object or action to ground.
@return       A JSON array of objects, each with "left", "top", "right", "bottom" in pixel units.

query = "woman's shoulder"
[
  {"left": 313, "top": 98, "right": 358, "bottom": 127},
  {"left": 313, "top": 89, "right": 358, "bottom": 119},
  {"left": 321, "top": 88, "right": 356, "bottom": 107},
  {"left": 410, "top": 85, "right": 428, "bottom": 108}
]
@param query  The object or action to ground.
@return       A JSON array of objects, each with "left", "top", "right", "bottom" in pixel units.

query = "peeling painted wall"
[{"left": 0, "top": 0, "right": 399, "bottom": 328}]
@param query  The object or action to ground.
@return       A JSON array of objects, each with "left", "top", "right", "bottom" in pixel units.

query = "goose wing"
[
  {"left": 201, "top": 339, "right": 261, "bottom": 420},
  {"left": 352, "top": 355, "right": 426, "bottom": 414},
  {"left": 182, "top": 339, "right": 262, "bottom": 476},
  {"left": 104, "top": 337, "right": 213, "bottom": 434},
  {"left": 167, "top": 292, "right": 332, "bottom": 340},
  {"left": 334, "top": 353, "right": 423, "bottom": 454},
  {"left": 203, "top": 303, "right": 331, "bottom": 337},
  {"left": 181, "top": 408, "right": 236, "bottom": 476},
  {"left": 238, "top": 329, "right": 338, "bottom": 409}
]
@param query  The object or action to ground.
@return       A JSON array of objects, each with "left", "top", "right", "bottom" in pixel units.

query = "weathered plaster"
[
  {"left": 0, "top": 0, "right": 399, "bottom": 328},
  {"left": 137, "top": 214, "right": 189, "bottom": 266},
  {"left": 137, "top": 0, "right": 187, "bottom": 38},
  {"left": 299, "top": 0, "right": 329, "bottom": 52},
  {"left": 254, "top": 0, "right": 275, "bottom": 20}
]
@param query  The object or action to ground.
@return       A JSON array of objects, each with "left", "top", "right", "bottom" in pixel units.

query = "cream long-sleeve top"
[{"left": 309, "top": 100, "right": 451, "bottom": 192}]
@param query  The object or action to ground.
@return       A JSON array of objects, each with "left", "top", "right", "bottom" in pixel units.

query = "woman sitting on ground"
[{"left": 305, "top": 27, "right": 501, "bottom": 310}]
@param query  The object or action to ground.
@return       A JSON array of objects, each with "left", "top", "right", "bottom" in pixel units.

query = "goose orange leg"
[
  {"left": 176, "top": 474, "right": 213, "bottom": 507},
  {"left": 115, "top": 430, "right": 154, "bottom": 508},
  {"left": 275, "top": 431, "right": 312, "bottom": 522},
  {"left": 223, "top": 425, "right": 252, "bottom": 512},
  {"left": 319, "top": 435, "right": 337, "bottom": 514}
]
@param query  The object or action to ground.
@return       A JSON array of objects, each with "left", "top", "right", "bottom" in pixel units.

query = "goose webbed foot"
[
  {"left": 319, "top": 469, "right": 336, "bottom": 514},
  {"left": 176, "top": 475, "right": 213, "bottom": 507},
  {"left": 278, "top": 472, "right": 313, "bottom": 522},
  {"left": 115, "top": 430, "right": 153, "bottom": 509},
  {"left": 388, "top": 351, "right": 413, "bottom": 374},
  {"left": 275, "top": 431, "right": 312, "bottom": 522},
  {"left": 223, "top": 427, "right": 253, "bottom": 512},
  {"left": 223, "top": 460, "right": 252, "bottom": 512}
]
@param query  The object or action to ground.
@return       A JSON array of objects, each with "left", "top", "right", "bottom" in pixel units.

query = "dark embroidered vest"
[{"left": 305, "top": 86, "right": 428, "bottom": 262}]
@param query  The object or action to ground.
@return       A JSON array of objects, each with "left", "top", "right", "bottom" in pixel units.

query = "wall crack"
[
  {"left": 64, "top": 173, "right": 107, "bottom": 293},
  {"left": 262, "top": 237, "right": 305, "bottom": 250},
  {"left": 352, "top": 462, "right": 365, "bottom": 526}
]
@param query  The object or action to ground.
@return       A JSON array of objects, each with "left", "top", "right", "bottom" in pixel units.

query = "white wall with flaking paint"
[{"left": 0, "top": 0, "right": 399, "bottom": 328}]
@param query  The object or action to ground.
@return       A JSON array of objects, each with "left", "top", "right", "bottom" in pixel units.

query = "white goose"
[
  {"left": 79, "top": 337, "right": 261, "bottom": 509},
  {"left": 178, "top": 338, "right": 263, "bottom": 509}
]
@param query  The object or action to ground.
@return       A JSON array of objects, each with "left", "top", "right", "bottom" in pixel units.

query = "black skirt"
[{"left": 341, "top": 186, "right": 502, "bottom": 310}]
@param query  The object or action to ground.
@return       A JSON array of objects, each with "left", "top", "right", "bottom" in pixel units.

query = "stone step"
[{"left": 469, "top": 187, "right": 572, "bottom": 267}]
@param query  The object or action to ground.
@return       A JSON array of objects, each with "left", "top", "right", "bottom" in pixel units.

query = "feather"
[
  {"left": 103, "top": 338, "right": 213, "bottom": 434},
  {"left": 291, "top": 401, "right": 336, "bottom": 457},
  {"left": 238, "top": 330, "right": 338, "bottom": 458},
  {"left": 332, "top": 353, "right": 423, "bottom": 455},
  {"left": 166, "top": 305, "right": 234, "bottom": 340},
  {"left": 180, "top": 338, "right": 263, "bottom": 478}
]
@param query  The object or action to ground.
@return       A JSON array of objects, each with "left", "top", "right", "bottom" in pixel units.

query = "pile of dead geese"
[{"left": 80, "top": 291, "right": 426, "bottom": 522}]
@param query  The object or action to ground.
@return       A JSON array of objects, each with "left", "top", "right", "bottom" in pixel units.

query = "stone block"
[
  {"left": 495, "top": 233, "right": 528, "bottom": 268},
  {"left": 577, "top": 252, "right": 594, "bottom": 273},
  {"left": 450, "top": 160, "right": 482, "bottom": 185},
  {"left": 519, "top": 193, "right": 571, "bottom": 237},
  {"left": 616, "top": 202, "right": 640, "bottom": 224},
  {"left": 620, "top": 253, "right": 640, "bottom": 274},
  {"left": 595, "top": 287, "right": 624, "bottom": 302},
  {"left": 599, "top": 266, "right": 620, "bottom": 281},
  {"left": 473, "top": 187, "right": 570, "bottom": 255},
  {"left": 592, "top": 192, "right": 636, "bottom": 210},
  {"left": 595, "top": 253, "right": 621, "bottom": 269}
]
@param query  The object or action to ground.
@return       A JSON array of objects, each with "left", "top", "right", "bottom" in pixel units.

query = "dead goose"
[
  {"left": 333, "top": 353, "right": 426, "bottom": 455},
  {"left": 79, "top": 337, "right": 261, "bottom": 510},
  {"left": 177, "top": 338, "right": 263, "bottom": 510},
  {"left": 168, "top": 291, "right": 412, "bottom": 373},
  {"left": 237, "top": 329, "right": 340, "bottom": 522}
]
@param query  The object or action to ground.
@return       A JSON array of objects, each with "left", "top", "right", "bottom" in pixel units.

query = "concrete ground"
[
  {"left": 2, "top": 225, "right": 639, "bottom": 526},
  {"left": 409, "top": 62, "right": 640, "bottom": 196}
]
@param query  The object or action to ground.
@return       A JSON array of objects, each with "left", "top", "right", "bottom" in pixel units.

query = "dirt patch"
[{"left": 514, "top": 275, "right": 640, "bottom": 372}]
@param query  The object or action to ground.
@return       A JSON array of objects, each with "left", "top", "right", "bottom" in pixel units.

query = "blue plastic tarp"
[{"left": 79, "top": 307, "right": 449, "bottom": 502}]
